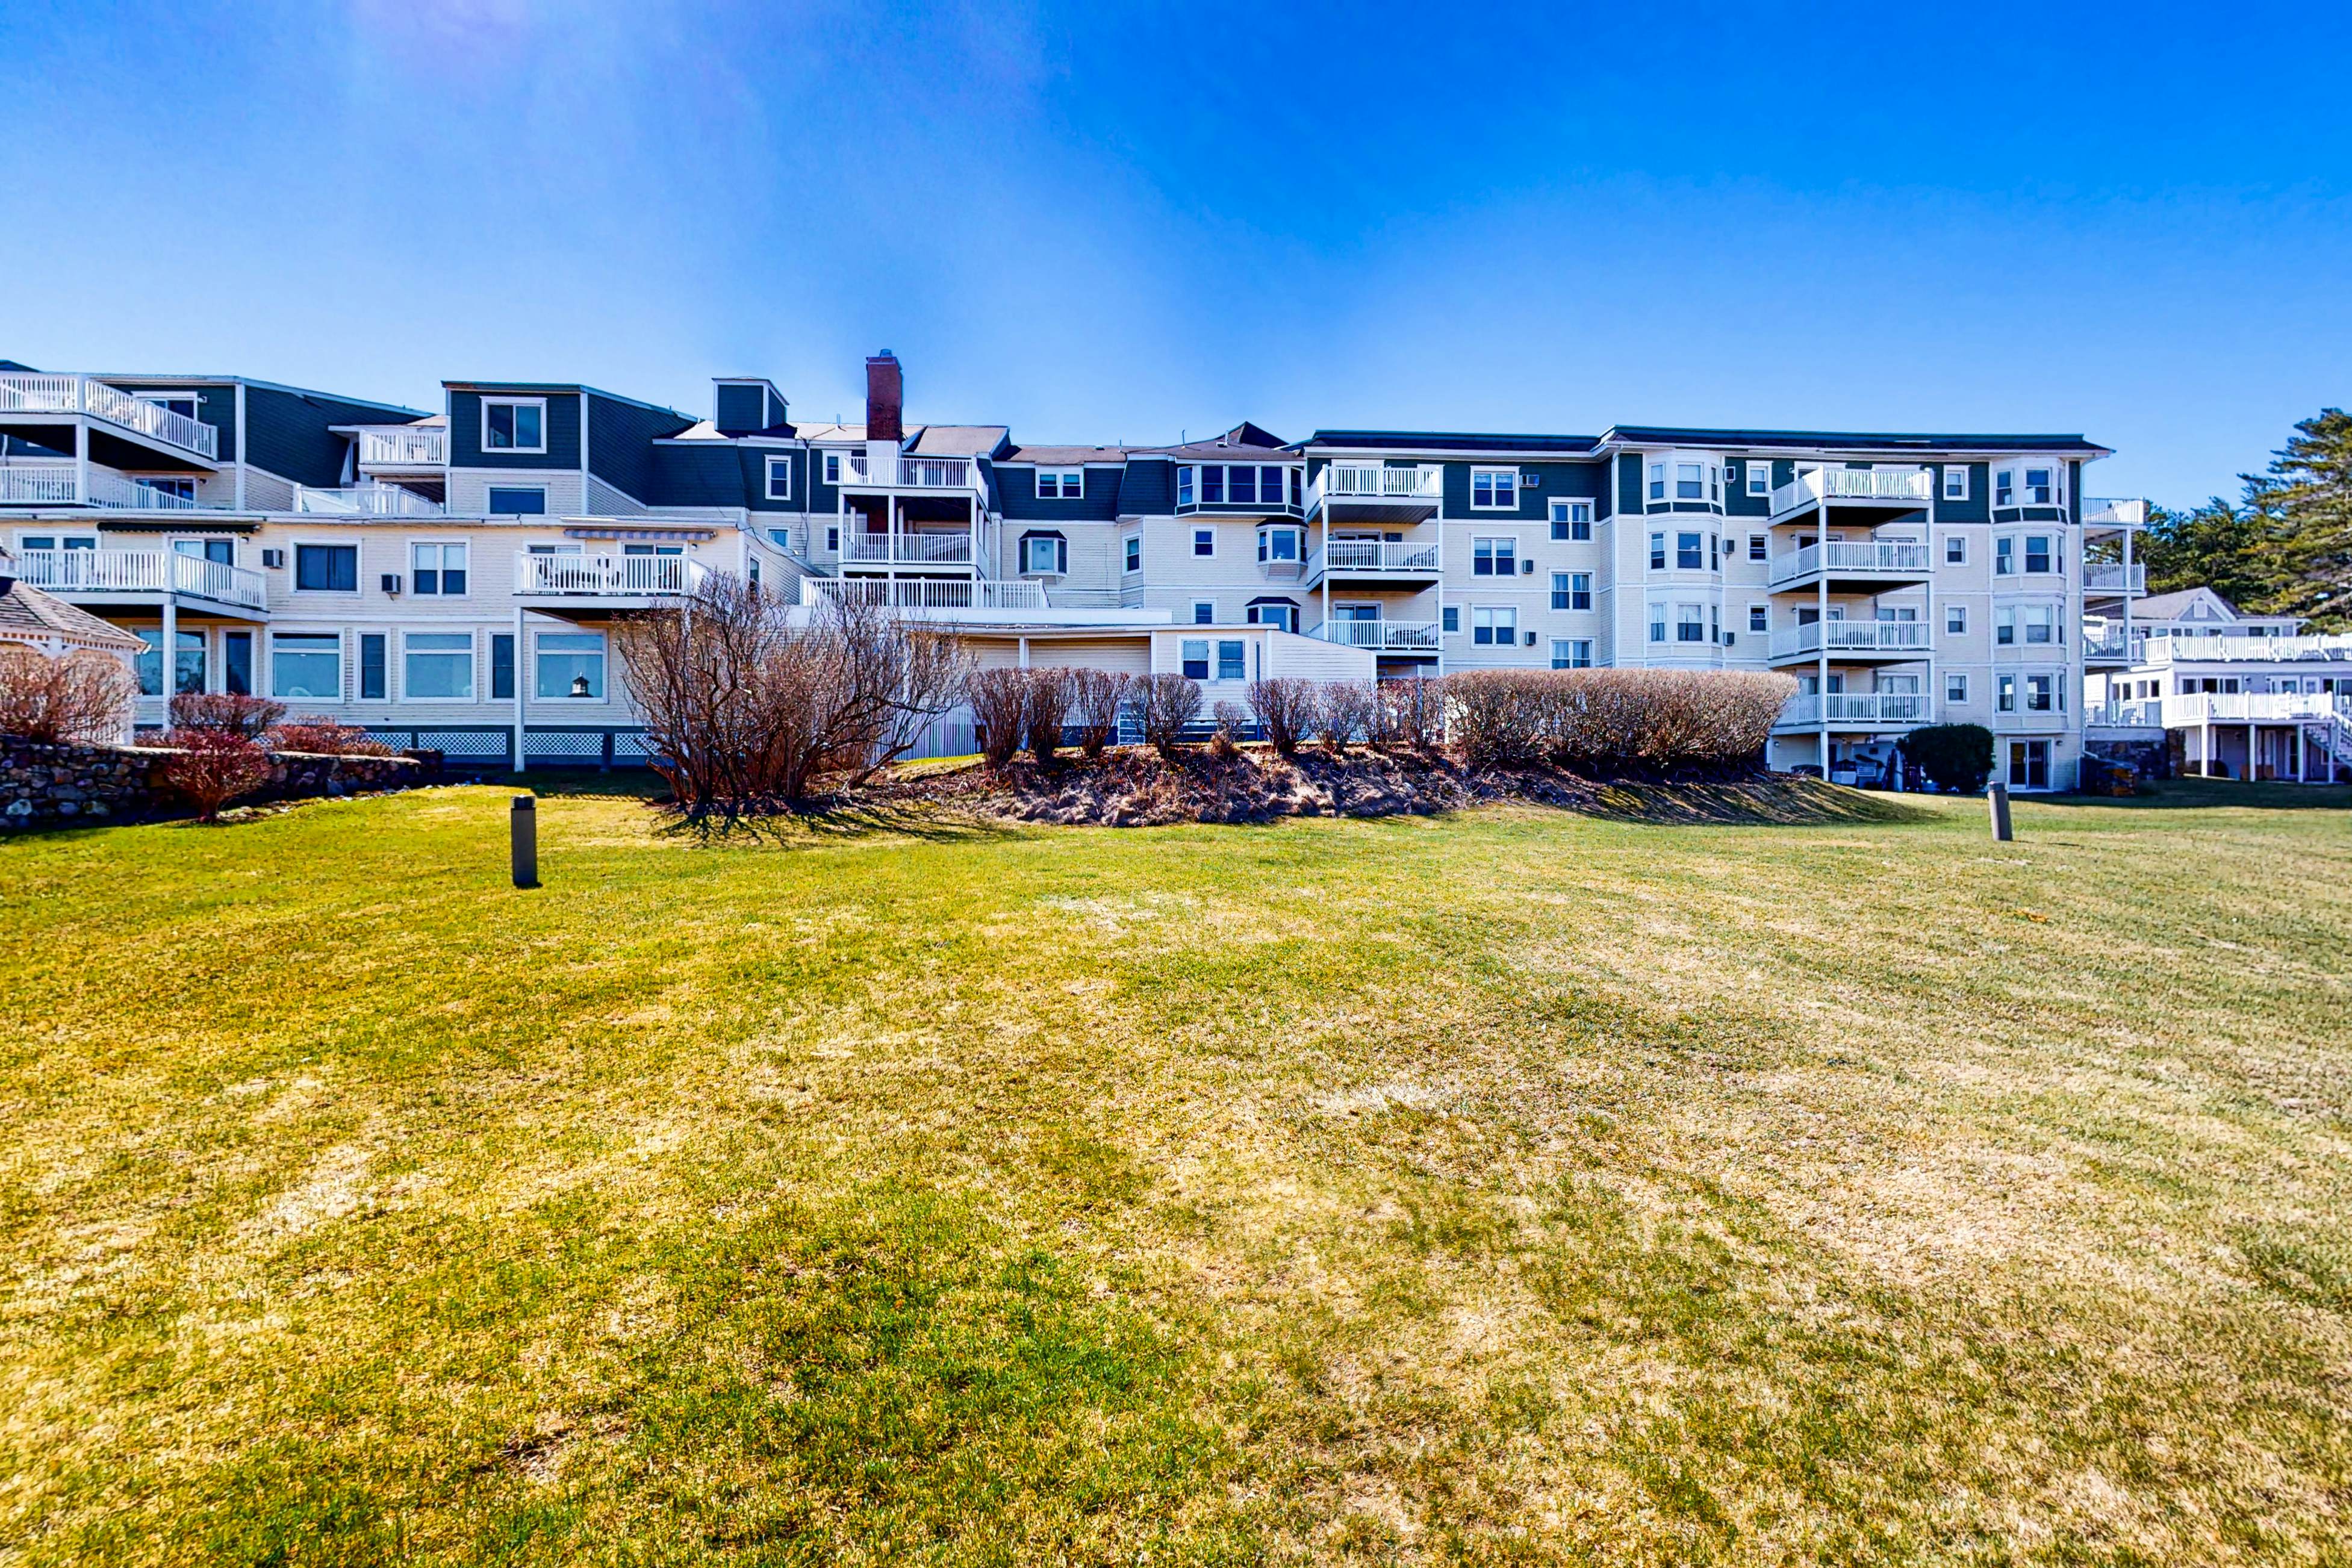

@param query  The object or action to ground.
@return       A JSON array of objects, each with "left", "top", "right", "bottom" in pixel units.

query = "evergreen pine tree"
[{"left": 2248, "top": 409, "right": 2352, "bottom": 630}]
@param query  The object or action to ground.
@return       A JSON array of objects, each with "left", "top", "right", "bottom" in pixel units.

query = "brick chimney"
[{"left": 865, "top": 351, "right": 903, "bottom": 443}]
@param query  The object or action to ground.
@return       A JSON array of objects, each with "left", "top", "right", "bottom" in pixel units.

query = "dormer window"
[
  {"left": 2024, "top": 467, "right": 2054, "bottom": 505},
  {"left": 1038, "top": 468, "right": 1083, "bottom": 499},
  {"left": 1676, "top": 463, "right": 1704, "bottom": 500},
  {"left": 1995, "top": 469, "right": 2014, "bottom": 506},
  {"left": 483, "top": 398, "right": 546, "bottom": 453},
  {"left": 1179, "top": 464, "right": 1295, "bottom": 509},
  {"left": 1746, "top": 461, "right": 1770, "bottom": 497},
  {"left": 1942, "top": 465, "right": 1969, "bottom": 501},
  {"left": 1257, "top": 526, "right": 1304, "bottom": 564}
]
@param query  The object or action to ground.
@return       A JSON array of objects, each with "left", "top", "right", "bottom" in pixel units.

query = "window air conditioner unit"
[
  {"left": 1525, "top": 630, "right": 1538, "bottom": 647},
  {"left": 381, "top": 573, "right": 402, "bottom": 596},
  {"left": 1520, "top": 558, "right": 1535, "bottom": 574},
  {"left": 1521, "top": 471, "right": 1541, "bottom": 488},
  {"left": 261, "top": 549, "right": 285, "bottom": 568}
]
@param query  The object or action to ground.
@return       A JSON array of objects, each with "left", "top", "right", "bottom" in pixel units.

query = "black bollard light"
[
  {"left": 511, "top": 795, "right": 541, "bottom": 888},
  {"left": 1986, "top": 781, "right": 2013, "bottom": 843}
]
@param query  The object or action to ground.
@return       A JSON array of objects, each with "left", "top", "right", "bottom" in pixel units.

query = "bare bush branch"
[
  {"left": 1315, "top": 681, "right": 1377, "bottom": 753},
  {"left": 964, "top": 668, "right": 1029, "bottom": 769},
  {"left": 168, "top": 692, "right": 284, "bottom": 739},
  {"left": 1245, "top": 677, "right": 1317, "bottom": 757},
  {"left": 0, "top": 647, "right": 137, "bottom": 744},
  {"left": 1137, "top": 674, "right": 1202, "bottom": 758},
  {"left": 160, "top": 729, "right": 270, "bottom": 822},
  {"left": 1024, "top": 667, "right": 1074, "bottom": 765},
  {"left": 1067, "top": 668, "right": 1131, "bottom": 758}
]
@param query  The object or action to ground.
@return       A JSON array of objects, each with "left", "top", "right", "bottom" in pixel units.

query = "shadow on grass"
[
  {"left": 2033, "top": 779, "right": 2352, "bottom": 812},
  {"left": 1573, "top": 777, "right": 1940, "bottom": 827},
  {"left": 647, "top": 797, "right": 1026, "bottom": 848}
]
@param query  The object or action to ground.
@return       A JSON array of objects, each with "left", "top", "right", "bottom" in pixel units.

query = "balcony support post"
[
  {"left": 511, "top": 604, "right": 527, "bottom": 774},
  {"left": 234, "top": 382, "right": 247, "bottom": 511},
  {"left": 1817, "top": 570, "right": 1829, "bottom": 778},
  {"left": 75, "top": 422, "right": 89, "bottom": 508}
]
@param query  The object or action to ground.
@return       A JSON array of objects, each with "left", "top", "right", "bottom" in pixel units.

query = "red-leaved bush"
[
  {"left": 265, "top": 716, "right": 393, "bottom": 756},
  {"left": 161, "top": 729, "right": 272, "bottom": 822}
]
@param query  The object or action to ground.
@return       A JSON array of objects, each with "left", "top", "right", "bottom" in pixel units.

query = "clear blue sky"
[{"left": 4, "top": 1, "right": 2345, "bottom": 507}]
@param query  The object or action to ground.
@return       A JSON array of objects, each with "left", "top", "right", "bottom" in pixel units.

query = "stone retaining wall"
[{"left": 1, "top": 737, "right": 424, "bottom": 830}]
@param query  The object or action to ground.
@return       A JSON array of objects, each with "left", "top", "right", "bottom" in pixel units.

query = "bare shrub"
[
  {"left": 169, "top": 691, "right": 284, "bottom": 739},
  {"left": 965, "top": 668, "right": 1028, "bottom": 768},
  {"left": 267, "top": 716, "right": 393, "bottom": 756},
  {"left": 1245, "top": 676, "right": 1317, "bottom": 758},
  {"left": 1444, "top": 670, "right": 1547, "bottom": 767},
  {"left": 1316, "top": 680, "right": 1377, "bottom": 753},
  {"left": 0, "top": 647, "right": 137, "bottom": 744},
  {"left": 1543, "top": 670, "right": 1793, "bottom": 770},
  {"left": 1209, "top": 700, "right": 1246, "bottom": 761},
  {"left": 1374, "top": 678, "right": 1442, "bottom": 750},
  {"left": 615, "top": 577, "right": 970, "bottom": 818},
  {"left": 1137, "top": 673, "right": 1202, "bottom": 758},
  {"left": 161, "top": 729, "right": 271, "bottom": 822},
  {"left": 1067, "top": 668, "right": 1131, "bottom": 758},
  {"left": 1025, "top": 667, "right": 1074, "bottom": 764}
]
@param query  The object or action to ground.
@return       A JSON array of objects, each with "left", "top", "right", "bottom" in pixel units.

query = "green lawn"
[{"left": 2, "top": 780, "right": 2348, "bottom": 1565}]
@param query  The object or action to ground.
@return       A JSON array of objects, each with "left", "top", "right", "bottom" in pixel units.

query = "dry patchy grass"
[{"left": 1, "top": 781, "right": 2348, "bottom": 1564}]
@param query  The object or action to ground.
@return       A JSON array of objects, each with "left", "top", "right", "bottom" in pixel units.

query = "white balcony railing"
[
  {"left": 2163, "top": 692, "right": 2352, "bottom": 727},
  {"left": 2082, "top": 562, "right": 2147, "bottom": 594},
  {"left": 2082, "top": 498, "right": 2148, "bottom": 529},
  {"left": 1313, "top": 618, "right": 1442, "bottom": 652},
  {"left": 515, "top": 553, "right": 706, "bottom": 596},
  {"left": 1767, "top": 540, "right": 1934, "bottom": 587},
  {"left": 0, "top": 373, "right": 219, "bottom": 459},
  {"left": 1310, "top": 464, "right": 1443, "bottom": 509},
  {"left": 800, "top": 577, "right": 1046, "bottom": 612},
  {"left": 293, "top": 482, "right": 445, "bottom": 517},
  {"left": 13, "top": 547, "right": 267, "bottom": 610},
  {"left": 1777, "top": 691, "right": 1929, "bottom": 728},
  {"left": 836, "top": 454, "right": 975, "bottom": 490},
  {"left": 2089, "top": 700, "right": 2166, "bottom": 728},
  {"left": 842, "top": 530, "right": 974, "bottom": 564},
  {"left": 2149, "top": 634, "right": 2352, "bottom": 664},
  {"left": 1311, "top": 538, "right": 1442, "bottom": 574},
  {"left": 357, "top": 426, "right": 448, "bottom": 467},
  {"left": 1769, "top": 620, "right": 1934, "bottom": 661},
  {"left": 1770, "top": 465, "right": 1934, "bottom": 516},
  {"left": 0, "top": 462, "right": 202, "bottom": 509},
  {"left": 2082, "top": 625, "right": 2142, "bottom": 661}
]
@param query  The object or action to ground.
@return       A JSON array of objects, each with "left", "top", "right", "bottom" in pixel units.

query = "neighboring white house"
[{"left": 2086, "top": 588, "right": 2352, "bottom": 783}]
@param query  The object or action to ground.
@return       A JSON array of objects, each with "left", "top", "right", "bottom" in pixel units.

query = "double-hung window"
[
  {"left": 1945, "top": 534, "right": 1967, "bottom": 564},
  {"left": 1216, "top": 639, "right": 1246, "bottom": 681},
  {"left": 1550, "top": 499, "right": 1592, "bottom": 540},
  {"left": 1647, "top": 604, "right": 1667, "bottom": 642},
  {"left": 1649, "top": 532, "right": 1666, "bottom": 570},
  {"left": 1942, "top": 465, "right": 1969, "bottom": 501},
  {"left": 1994, "top": 537, "right": 2016, "bottom": 575},
  {"left": 1946, "top": 603, "right": 1967, "bottom": 634},
  {"left": 1551, "top": 638, "right": 1592, "bottom": 669},
  {"left": 2024, "top": 467, "right": 2054, "bottom": 505},
  {"left": 1552, "top": 571, "right": 1591, "bottom": 611},
  {"left": 1749, "top": 604, "right": 1769, "bottom": 633},
  {"left": 1676, "top": 531, "right": 1703, "bottom": 570},
  {"left": 1123, "top": 535, "right": 1142, "bottom": 573},
  {"left": 536, "top": 632, "right": 606, "bottom": 700},
  {"left": 1228, "top": 467, "right": 1258, "bottom": 506},
  {"left": 1676, "top": 463, "right": 1705, "bottom": 500},
  {"left": 294, "top": 543, "right": 358, "bottom": 593},
  {"left": 403, "top": 632, "right": 474, "bottom": 700},
  {"left": 411, "top": 541, "right": 467, "bottom": 595},
  {"left": 1176, "top": 466, "right": 1196, "bottom": 507},
  {"left": 1180, "top": 639, "right": 1210, "bottom": 680},
  {"left": 764, "top": 455, "right": 792, "bottom": 502},
  {"left": 1192, "top": 601, "right": 1215, "bottom": 624},
  {"left": 1192, "top": 527, "right": 1215, "bottom": 557},
  {"left": 823, "top": 451, "right": 843, "bottom": 485},
  {"left": 1471, "top": 468, "right": 1517, "bottom": 509},
  {"left": 1946, "top": 673, "right": 1968, "bottom": 704},
  {"left": 1676, "top": 603, "right": 1706, "bottom": 642},
  {"left": 1472, "top": 606, "right": 1517, "bottom": 647},
  {"left": 1748, "top": 534, "right": 1767, "bottom": 562},
  {"left": 1997, "top": 673, "right": 2018, "bottom": 712},
  {"left": 1995, "top": 469, "right": 2015, "bottom": 507},
  {"left": 2024, "top": 535, "right": 2053, "bottom": 574},
  {"left": 1746, "top": 461, "right": 1770, "bottom": 497},
  {"left": 1472, "top": 537, "right": 1516, "bottom": 576},
  {"left": 2024, "top": 673, "right": 2056, "bottom": 712},
  {"left": 1647, "top": 463, "right": 1666, "bottom": 502},
  {"left": 1037, "top": 468, "right": 1082, "bottom": 499},
  {"left": 270, "top": 632, "right": 341, "bottom": 700},
  {"left": 482, "top": 398, "right": 546, "bottom": 453}
]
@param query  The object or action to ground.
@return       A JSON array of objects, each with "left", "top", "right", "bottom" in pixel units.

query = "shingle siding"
[
  {"left": 449, "top": 390, "right": 582, "bottom": 471},
  {"left": 586, "top": 393, "right": 695, "bottom": 503}
]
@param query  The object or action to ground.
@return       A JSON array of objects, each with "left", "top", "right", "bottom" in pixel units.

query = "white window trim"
[
  {"left": 1469, "top": 467, "right": 1520, "bottom": 510},
  {"left": 485, "top": 485, "right": 549, "bottom": 515},
  {"left": 1946, "top": 604, "right": 1967, "bottom": 633},
  {"left": 1941, "top": 464, "right": 1970, "bottom": 501},
  {"left": 1191, "top": 600, "right": 1216, "bottom": 624},
  {"left": 764, "top": 454, "right": 792, "bottom": 502},
  {"left": 822, "top": 450, "right": 844, "bottom": 485},
  {"left": 289, "top": 539, "right": 362, "bottom": 596},
  {"left": 407, "top": 538, "right": 471, "bottom": 597},
  {"left": 481, "top": 396, "right": 549, "bottom": 456},
  {"left": 1471, "top": 605, "right": 1519, "bottom": 646},
  {"left": 400, "top": 629, "right": 479, "bottom": 704},
  {"left": 533, "top": 629, "right": 611, "bottom": 706},
  {"left": 267, "top": 630, "right": 346, "bottom": 704},
  {"left": 1019, "top": 535, "right": 1066, "bottom": 576},
  {"left": 1039, "top": 467, "right": 1084, "bottom": 498},
  {"left": 1122, "top": 534, "right": 1142, "bottom": 574},
  {"left": 1745, "top": 460, "right": 1770, "bottom": 497},
  {"left": 1472, "top": 534, "right": 1519, "bottom": 575},
  {"left": 1192, "top": 527, "right": 1216, "bottom": 558},
  {"left": 1946, "top": 673, "right": 1969, "bottom": 703}
]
